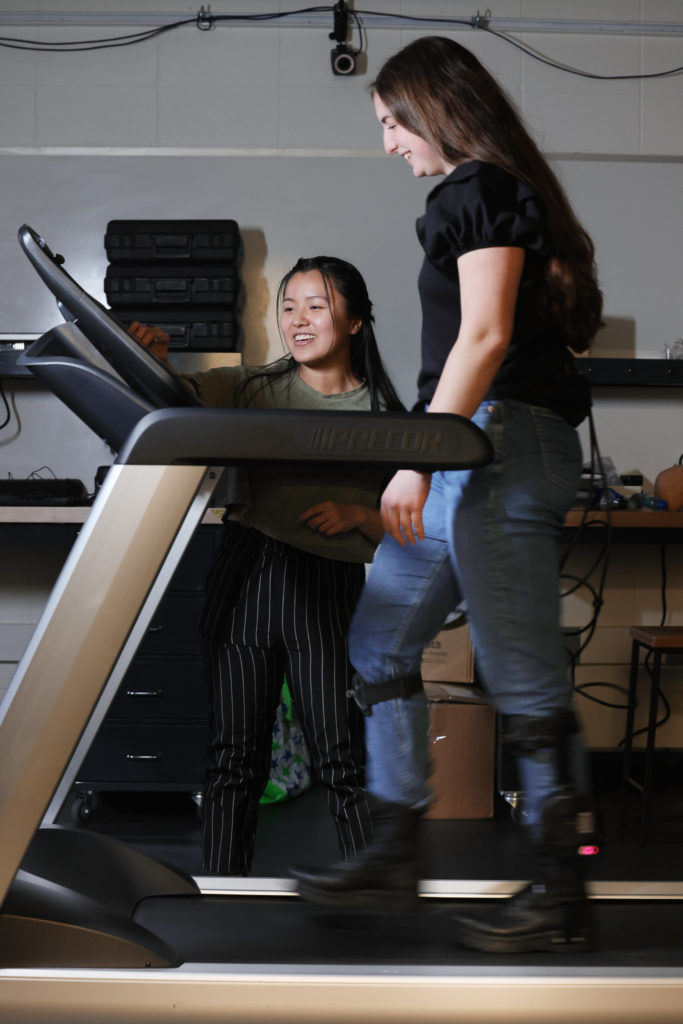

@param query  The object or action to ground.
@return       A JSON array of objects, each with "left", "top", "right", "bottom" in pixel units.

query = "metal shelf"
[
  {"left": 5, "top": 349, "right": 682, "bottom": 387},
  {"left": 0, "top": 351, "right": 32, "bottom": 378},
  {"left": 577, "top": 357, "right": 683, "bottom": 387},
  {"left": 0, "top": 336, "right": 39, "bottom": 378}
]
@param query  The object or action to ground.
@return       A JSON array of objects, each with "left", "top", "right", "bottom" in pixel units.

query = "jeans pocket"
[{"left": 531, "top": 406, "right": 582, "bottom": 495}]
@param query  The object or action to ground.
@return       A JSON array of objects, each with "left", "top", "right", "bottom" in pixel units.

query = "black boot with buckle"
[
  {"left": 453, "top": 793, "right": 597, "bottom": 953},
  {"left": 291, "top": 797, "right": 422, "bottom": 914},
  {"left": 452, "top": 710, "right": 598, "bottom": 954}
]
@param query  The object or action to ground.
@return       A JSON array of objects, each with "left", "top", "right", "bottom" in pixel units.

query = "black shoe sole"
[
  {"left": 296, "top": 881, "right": 420, "bottom": 915},
  {"left": 453, "top": 923, "right": 597, "bottom": 955}
]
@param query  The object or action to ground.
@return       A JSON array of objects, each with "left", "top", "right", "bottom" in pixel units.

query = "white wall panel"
[
  {"left": 0, "top": 2, "right": 681, "bottom": 755},
  {"left": 0, "top": 151, "right": 681, "bottom": 484},
  {"left": 36, "top": 85, "right": 158, "bottom": 146},
  {"left": 0, "top": 87, "right": 36, "bottom": 145}
]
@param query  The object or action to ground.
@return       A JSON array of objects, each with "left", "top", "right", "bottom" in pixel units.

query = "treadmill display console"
[{"left": 18, "top": 225, "right": 199, "bottom": 411}]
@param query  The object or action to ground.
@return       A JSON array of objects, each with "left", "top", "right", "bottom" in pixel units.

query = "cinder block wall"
[{"left": 0, "top": 2, "right": 681, "bottom": 744}]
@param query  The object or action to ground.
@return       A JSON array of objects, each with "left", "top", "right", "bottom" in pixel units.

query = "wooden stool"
[{"left": 622, "top": 626, "right": 683, "bottom": 843}]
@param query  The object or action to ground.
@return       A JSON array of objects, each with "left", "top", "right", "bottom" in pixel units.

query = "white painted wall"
[
  {"left": 0, "top": 1, "right": 681, "bottom": 744},
  {"left": 0, "top": 1, "right": 680, "bottom": 483}
]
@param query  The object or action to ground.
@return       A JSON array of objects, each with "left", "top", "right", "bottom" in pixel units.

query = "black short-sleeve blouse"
[{"left": 415, "top": 161, "right": 590, "bottom": 426}]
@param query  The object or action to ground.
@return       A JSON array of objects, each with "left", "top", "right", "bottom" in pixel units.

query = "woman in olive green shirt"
[{"left": 140, "top": 255, "right": 403, "bottom": 875}]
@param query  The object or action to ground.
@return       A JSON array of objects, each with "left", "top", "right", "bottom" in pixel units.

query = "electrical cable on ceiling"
[
  {"left": 0, "top": 5, "right": 681, "bottom": 79},
  {"left": 476, "top": 21, "right": 683, "bottom": 81}
]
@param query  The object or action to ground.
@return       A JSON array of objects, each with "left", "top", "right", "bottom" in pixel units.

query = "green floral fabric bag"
[{"left": 259, "top": 681, "right": 312, "bottom": 804}]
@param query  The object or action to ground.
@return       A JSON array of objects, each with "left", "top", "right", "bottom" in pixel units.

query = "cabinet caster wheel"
[{"left": 72, "top": 790, "right": 99, "bottom": 823}]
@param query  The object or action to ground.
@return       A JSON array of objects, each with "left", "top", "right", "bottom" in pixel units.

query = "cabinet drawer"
[
  {"left": 109, "top": 659, "right": 208, "bottom": 719},
  {"left": 77, "top": 723, "right": 210, "bottom": 783},
  {"left": 170, "top": 528, "right": 217, "bottom": 591},
  {"left": 138, "top": 594, "right": 205, "bottom": 655}
]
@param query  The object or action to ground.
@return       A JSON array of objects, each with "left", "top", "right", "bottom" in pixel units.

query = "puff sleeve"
[{"left": 416, "top": 162, "right": 549, "bottom": 276}]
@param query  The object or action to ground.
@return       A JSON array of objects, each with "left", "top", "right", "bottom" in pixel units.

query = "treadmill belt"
[{"left": 133, "top": 895, "right": 683, "bottom": 969}]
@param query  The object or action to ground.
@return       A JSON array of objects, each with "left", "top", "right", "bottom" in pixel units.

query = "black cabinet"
[{"left": 72, "top": 525, "right": 220, "bottom": 819}]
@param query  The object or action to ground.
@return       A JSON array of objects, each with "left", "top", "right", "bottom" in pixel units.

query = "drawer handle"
[
  {"left": 125, "top": 689, "right": 163, "bottom": 699},
  {"left": 124, "top": 753, "right": 163, "bottom": 761}
]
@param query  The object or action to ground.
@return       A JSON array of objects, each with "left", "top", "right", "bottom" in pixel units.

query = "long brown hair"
[{"left": 372, "top": 36, "right": 603, "bottom": 352}]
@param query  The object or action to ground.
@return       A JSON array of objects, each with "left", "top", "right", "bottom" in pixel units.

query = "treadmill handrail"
[
  {"left": 18, "top": 224, "right": 200, "bottom": 411},
  {"left": 116, "top": 406, "right": 494, "bottom": 471},
  {"left": 18, "top": 323, "right": 156, "bottom": 451}
]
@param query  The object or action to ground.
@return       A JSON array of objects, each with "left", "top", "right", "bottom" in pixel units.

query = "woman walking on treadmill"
[
  {"left": 292, "top": 37, "right": 603, "bottom": 954},
  {"left": 141, "top": 256, "right": 403, "bottom": 875}
]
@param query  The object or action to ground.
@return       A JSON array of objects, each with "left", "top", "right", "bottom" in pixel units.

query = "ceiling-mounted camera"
[
  {"left": 331, "top": 43, "right": 357, "bottom": 76},
  {"left": 329, "top": 1, "right": 358, "bottom": 76}
]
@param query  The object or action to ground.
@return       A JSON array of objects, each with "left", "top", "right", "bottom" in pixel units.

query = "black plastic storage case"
[
  {"left": 104, "top": 218, "right": 243, "bottom": 352},
  {"left": 112, "top": 309, "right": 240, "bottom": 351},
  {"left": 105, "top": 219, "right": 242, "bottom": 263},
  {"left": 104, "top": 264, "right": 241, "bottom": 307}
]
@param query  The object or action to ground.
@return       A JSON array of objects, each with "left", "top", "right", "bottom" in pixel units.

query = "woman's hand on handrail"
[{"left": 128, "top": 320, "right": 171, "bottom": 362}]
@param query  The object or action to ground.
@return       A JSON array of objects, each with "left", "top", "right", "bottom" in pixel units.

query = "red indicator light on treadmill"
[{"left": 578, "top": 844, "right": 600, "bottom": 857}]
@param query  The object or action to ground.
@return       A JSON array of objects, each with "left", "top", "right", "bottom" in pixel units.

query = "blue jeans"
[{"left": 349, "top": 400, "right": 588, "bottom": 833}]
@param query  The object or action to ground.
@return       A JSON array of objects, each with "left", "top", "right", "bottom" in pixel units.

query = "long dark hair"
[
  {"left": 372, "top": 36, "right": 603, "bottom": 353},
  {"left": 240, "top": 255, "right": 404, "bottom": 412}
]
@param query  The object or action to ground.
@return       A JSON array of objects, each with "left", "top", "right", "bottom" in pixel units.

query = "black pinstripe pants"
[{"left": 201, "top": 521, "right": 374, "bottom": 874}]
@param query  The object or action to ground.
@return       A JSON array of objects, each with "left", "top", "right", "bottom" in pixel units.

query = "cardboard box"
[
  {"left": 421, "top": 623, "right": 475, "bottom": 683},
  {"left": 425, "top": 684, "right": 495, "bottom": 819}
]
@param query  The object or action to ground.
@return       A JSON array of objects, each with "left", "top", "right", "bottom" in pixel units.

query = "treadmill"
[{"left": 0, "top": 226, "right": 681, "bottom": 1023}]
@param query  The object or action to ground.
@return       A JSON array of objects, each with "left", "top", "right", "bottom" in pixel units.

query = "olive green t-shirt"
[{"left": 189, "top": 358, "right": 386, "bottom": 563}]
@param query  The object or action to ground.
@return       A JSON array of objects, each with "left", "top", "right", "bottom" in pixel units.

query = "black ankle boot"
[
  {"left": 291, "top": 799, "right": 422, "bottom": 913},
  {"left": 452, "top": 845, "right": 596, "bottom": 954}
]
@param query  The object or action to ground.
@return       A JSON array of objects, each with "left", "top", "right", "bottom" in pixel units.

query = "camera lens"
[{"left": 331, "top": 47, "right": 356, "bottom": 76}]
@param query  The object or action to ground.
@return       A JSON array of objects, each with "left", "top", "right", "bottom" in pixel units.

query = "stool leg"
[
  {"left": 621, "top": 638, "right": 640, "bottom": 828},
  {"left": 640, "top": 650, "right": 662, "bottom": 846}
]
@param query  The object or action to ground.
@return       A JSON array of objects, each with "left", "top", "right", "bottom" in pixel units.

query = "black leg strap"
[
  {"left": 502, "top": 709, "right": 579, "bottom": 754},
  {"left": 503, "top": 710, "right": 596, "bottom": 848},
  {"left": 502, "top": 709, "right": 579, "bottom": 785},
  {"left": 349, "top": 671, "right": 423, "bottom": 716}
]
